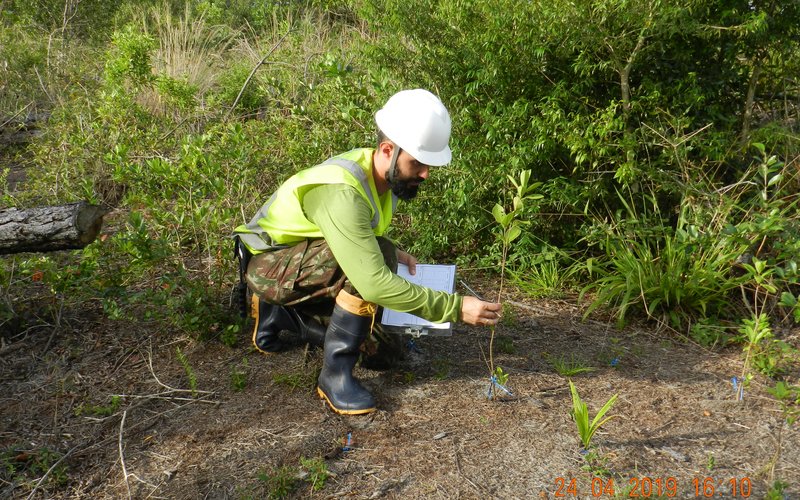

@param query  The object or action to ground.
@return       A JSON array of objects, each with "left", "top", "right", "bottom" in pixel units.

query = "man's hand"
[
  {"left": 460, "top": 296, "right": 502, "bottom": 326},
  {"left": 396, "top": 249, "right": 418, "bottom": 275}
]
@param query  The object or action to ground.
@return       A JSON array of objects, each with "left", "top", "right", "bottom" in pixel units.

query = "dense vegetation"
[{"left": 2, "top": 0, "right": 799, "bottom": 400}]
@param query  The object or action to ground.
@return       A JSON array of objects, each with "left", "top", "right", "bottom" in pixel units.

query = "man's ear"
[{"left": 378, "top": 140, "right": 395, "bottom": 159}]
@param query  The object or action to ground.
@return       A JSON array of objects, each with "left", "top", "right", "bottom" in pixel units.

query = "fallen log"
[
  {"left": 0, "top": 202, "right": 107, "bottom": 254},
  {"left": 0, "top": 112, "right": 48, "bottom": 145}
]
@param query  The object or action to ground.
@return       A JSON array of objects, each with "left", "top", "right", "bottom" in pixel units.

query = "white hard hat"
[{"left": 375, "top": 89, "right": 452, "bottom": 166}]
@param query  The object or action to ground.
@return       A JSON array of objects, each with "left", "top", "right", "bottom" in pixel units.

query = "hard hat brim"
[{"left": 412, "top": 147, "right": 451, "bottom": 167}]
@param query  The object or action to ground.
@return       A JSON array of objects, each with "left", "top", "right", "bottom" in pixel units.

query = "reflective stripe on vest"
[
  {"left": 235, "top": 192, "right": 279, "bottom": 252},
  {"left": 325, "top": 157, "right": 398, "bottom": 228}
]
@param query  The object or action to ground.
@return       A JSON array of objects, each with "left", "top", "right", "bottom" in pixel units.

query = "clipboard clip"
[{"left": 403, "top": 326, "right": 425, "bottom": 338}]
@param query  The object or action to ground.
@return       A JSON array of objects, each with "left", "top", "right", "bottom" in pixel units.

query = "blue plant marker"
[
  {"left": 609, "top": 357, "right": 620, "bottom": 367},
  {"left": 732, "top": 376, "right": 744, "bottom": 401},
  {"left": 342, "top": 432, "right": 353, "bottom": 452},
  {"left": 486, "top": 375, "right": 514, "bottom": 399},
  {"left": 406, "top": 339, "right": 422, "bottom": 354}
]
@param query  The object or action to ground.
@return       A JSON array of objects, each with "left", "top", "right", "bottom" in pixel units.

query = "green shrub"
[
  {"left": 581, "top": 145, "right": 800, "bottom": 330},
  {"left": 580, "top": 194, "right": 749, "bottom": 328}
]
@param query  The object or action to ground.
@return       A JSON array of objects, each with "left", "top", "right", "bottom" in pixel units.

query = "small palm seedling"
[
  {"left": 569, "top": 380, "right": 618, "bottom": 450},
  {"left": 548, "top": 354, "right": 595, "bottom": 377}
]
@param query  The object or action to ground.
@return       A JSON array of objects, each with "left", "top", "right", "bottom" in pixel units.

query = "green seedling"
[
  {"left": 499, "top": 302, "right": 518, "bottom": 327},
  {"left": 258, "top": 465, "right": 297, "bottom": 499},
  {"left": 765, "top": 480, "right": 789, "bottom": 500},
  {"left": 299, "top": 457, "right": 330, "bottom": 492},
  {"left": 493, "top": 366, "right": 509, "bottom": 386},
  {"left": 488, "top": 169, "right": 542, "bottom": 398},
  {"left": 272, "top": 371, "right": 315, "bottom": 392},
  {"left": 75, "top": 395, "right": 122, "bottom": 417},
  {"left": 221, "top": 321, "right": 242, "bottom": 347},
  {"left": 689, "top": 320, "right": 729, "bottom": 347},
  {"left": 432, "top": 358, "right": 451, "bottom": 380},
  {"left": 736, "top": 313, "right": 772, "bottom": 400},
  {"left": 389, "top": 370, "right": 416, "bottom": 385},
  {"left": 257, "top": 457, "right": 330, "bottom": 498},
  {"left": 580, "top": 448, "right": 612, "bottom": 477},
  {"left": 0, "top": 447, "right": 68, "bottom": 487},
  {"left": 778, "top": 291, "right": 800, "bottom": 323},
  {"left": 496, "top": 335, "right": 516, "bottom": 354},
  {"left": 231, "top": 358, "right": 249, "bottom": 391},
  {"left": 569, "top": 380, "right": 618, "bottom": 450},
  {"left": 767, "top": 381, "right": 800, "bottom": 424},
  {"left": 513, "top": 257, "right": 574, "bottom": 299},
  {"left": 175, "top": 347, "right": 198, "bottom": 397}
]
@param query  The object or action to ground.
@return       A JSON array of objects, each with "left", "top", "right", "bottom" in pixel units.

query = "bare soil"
[{"left": 1, "top": 284, "right": 799, "bottom": 499}]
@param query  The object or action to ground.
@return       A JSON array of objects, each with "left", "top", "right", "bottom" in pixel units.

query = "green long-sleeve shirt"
[{"left": 302, "top": 183, "right": 462, "bottom": 324}]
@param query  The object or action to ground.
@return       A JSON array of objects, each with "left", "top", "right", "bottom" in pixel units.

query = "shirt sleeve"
[{"left": 302, "top": 183, "right": 462, "bottom": 324}]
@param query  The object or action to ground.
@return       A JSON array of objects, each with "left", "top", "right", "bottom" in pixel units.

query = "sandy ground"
[{"left": 1, "top": 286, "right": 798, "bottom": 499}]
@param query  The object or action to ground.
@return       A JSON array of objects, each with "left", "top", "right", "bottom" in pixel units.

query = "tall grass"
[
  {"left": 139, "top": 2, "right": 238, "bottom": 117},
  {"left": 580, "top": 193, "right": 749, "bottom": 328},
  {"left": 581, "top": 151, "right": 800, "bottom": 332}
]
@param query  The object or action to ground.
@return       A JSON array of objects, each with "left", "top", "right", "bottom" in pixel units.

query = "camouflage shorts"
[
  {"left": 245, "top": 236, "right": 403, "bottom": 367},
  {"left": 245, "top": 237, "right": 398, "bottom": 307}
]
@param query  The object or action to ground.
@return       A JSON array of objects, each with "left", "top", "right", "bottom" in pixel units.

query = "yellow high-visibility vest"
[{"left": 234, "top": 148, "right": 397, "bottom": 253}]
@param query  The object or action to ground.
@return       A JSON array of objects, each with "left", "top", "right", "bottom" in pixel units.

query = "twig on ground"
[
  {"left": 146, "top": 348, "right": 213, "bottom": 395},
  {"left": 25, "top": 443, "right": 80, "bottom": 500},
  {"left": 118, "top": 411, "right": 164, "bottom": 497},
  {"left": 452, "top": 441, "right": 482, "bottom": 494},
  {"left": 32, "top": 66, "right": 54, "bottom": 105},
  {"left": 651, "top": 316, "right": 723, "bottom": 356},
  {"left": 111, "top": 347, "right": 138, "bottom": 375},
  {"left": 112, "top": 392, "right": 219, "bottom": 405},
  {"left": 0, "top": 102, "right": 33, "bottom": 129},
  {"left": 119, "top": 410, "right": 132, "bottom": 500}
]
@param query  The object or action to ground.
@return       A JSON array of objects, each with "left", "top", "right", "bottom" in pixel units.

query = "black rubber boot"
[
  {"left": 317, "top": 293, "right": 377, "bottom": 415},
  {"left": 251, "top": 295, "right": 327, "bottom": 354}
]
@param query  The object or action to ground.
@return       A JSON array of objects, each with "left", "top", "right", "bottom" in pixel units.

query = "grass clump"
[
  {"left": 548, "top": 354, "right": 595, "bottom": 377},
  {"left": 256, "top": 456, "right": 331, "bottom": 498}
]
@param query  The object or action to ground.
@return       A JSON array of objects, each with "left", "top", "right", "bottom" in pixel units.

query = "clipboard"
[{"left": 380, "top": 263, "right": 456, "bottom": 337}]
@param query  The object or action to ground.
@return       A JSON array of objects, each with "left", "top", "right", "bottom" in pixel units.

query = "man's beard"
[{"left": 389, "top": 174, "right": 424, "bottom": 200}]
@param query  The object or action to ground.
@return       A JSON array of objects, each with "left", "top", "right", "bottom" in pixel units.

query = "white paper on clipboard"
[{"left": 380, "top": 263, "right": 456, "bottom": 336}]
